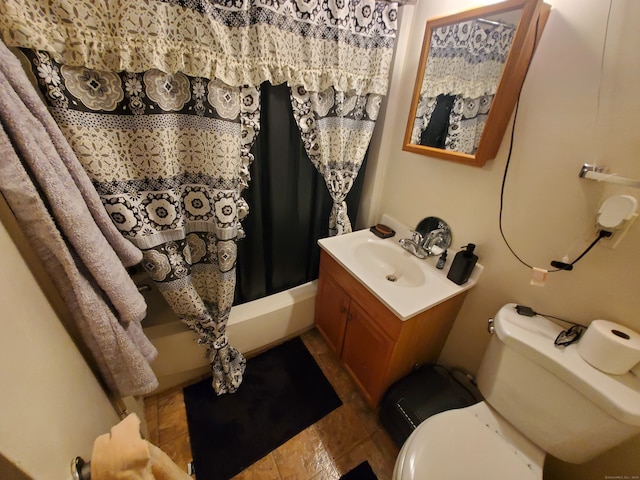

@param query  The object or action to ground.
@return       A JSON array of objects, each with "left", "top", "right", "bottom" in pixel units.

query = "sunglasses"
[{"left": 554, "top": 325, "right": 585, "bottom": 347}]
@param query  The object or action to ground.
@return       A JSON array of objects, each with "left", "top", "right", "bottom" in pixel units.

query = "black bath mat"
[
  {"left": 340, "top": 461, "right": 378, "bottom": 480},
  {"left": 183, "top": 336, "right": 342, "bottom": 480}
]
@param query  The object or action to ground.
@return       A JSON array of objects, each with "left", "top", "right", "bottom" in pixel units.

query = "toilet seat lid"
[{"left": 396, "top": 409, "right": 540, "bottom": 480}]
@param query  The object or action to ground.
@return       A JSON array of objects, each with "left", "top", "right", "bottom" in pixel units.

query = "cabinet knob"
[
  {"left": 340, "top": 305, "right": 347, "bottom": 314},
  {"left": 346, "top": 312, "right": 352, "bottom": 321}
]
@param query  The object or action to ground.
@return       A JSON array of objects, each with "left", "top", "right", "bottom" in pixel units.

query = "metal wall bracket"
[{"left": 579, "top": 164, "right": 640, "bottom": 189}]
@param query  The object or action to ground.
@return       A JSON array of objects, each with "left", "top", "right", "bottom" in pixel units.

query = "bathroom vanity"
[
  {"left": 314, "top": 222, "right": 482, "bottom": 407},
  {"left": 315, "top": 252, "right": 468, "bottom": 406}
]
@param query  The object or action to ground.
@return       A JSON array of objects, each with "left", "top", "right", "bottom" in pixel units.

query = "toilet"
[{"left": 393, "top": 303, "right": 640, "bottom": 479}]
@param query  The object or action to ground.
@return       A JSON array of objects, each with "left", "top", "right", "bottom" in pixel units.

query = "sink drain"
[{"left": 386, "top": 274, "right": 398, "bottom": 282}]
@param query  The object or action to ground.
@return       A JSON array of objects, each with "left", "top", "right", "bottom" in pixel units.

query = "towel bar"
[{"left": 579, "top": 164, "right": 640, "bottom": 189}]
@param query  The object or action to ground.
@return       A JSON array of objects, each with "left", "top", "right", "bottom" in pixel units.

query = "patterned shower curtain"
[
  {"left": 411, "top": 19, "right": 516, "bottom": 154},
  {"left": 286, "top": 0, "right": 397, "bottom": 235},
  {"left": 0, "top": 0, "right": 397, "bottom": 394},
  {"left": 290, "top": 86, "right": 382, "bottom": 235},
  {"left": 17, "top": 48, "right": 260, "bottom": 393}
]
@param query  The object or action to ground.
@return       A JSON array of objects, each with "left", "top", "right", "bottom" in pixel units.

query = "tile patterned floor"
[{"left": 144, "top": 328, "right": 400, "bottom": 480}]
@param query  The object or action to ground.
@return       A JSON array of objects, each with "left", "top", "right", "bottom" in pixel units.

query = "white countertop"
[{"left": 318, "top": 216, "right": 482, "bottom": 320}]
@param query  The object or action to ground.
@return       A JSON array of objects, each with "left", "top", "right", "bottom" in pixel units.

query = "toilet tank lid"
[{"left": 494, "top": 303, "right": 640, "bottom": 426}]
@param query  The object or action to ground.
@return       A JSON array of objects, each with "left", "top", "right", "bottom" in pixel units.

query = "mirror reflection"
[
  {"left": 411, "top": 10, "right": 522, "bottom": 154},
  {"left": 403, "top": 0, "right": 550, "bottom": 167}
]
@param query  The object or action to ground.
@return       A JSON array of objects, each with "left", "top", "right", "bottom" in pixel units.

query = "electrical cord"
[
  {"left": 516, "top": 304, "right": 586, "bottom": 327},
  {"left": 498, "top": 13, "right": 612, "bottom": 274},
  {"left": 499, "top": 97, "right": 533, "bottom": 268},
  {"left": 538, "top": 313, "right": 587, "bottom": 329},
  {"left": 549, "top": 230, "right": 612, "bottom": 271},
  {"left": 498, "top": 17, "right": 540, "bottom": 271},
  {"left": 515, "top": 304, "right": 587, "bottom": 347}
]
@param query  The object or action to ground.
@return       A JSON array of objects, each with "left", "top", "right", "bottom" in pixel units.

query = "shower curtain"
[
  {"left": 17, "top": 47, "right": 259, "bottom": 394},
  {"left": 290, "top": 85, "right": 382, "bottom": 234},
  {"left": 236, "top": 83, "right": 368, "bottom": 304},
  {"left": 0, "top": 0, "right": 398, "bottom": 394}
]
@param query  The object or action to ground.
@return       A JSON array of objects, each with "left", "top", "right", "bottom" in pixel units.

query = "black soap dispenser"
[{"left": 447, "top": 244, "right": 478, "bottom": 285}]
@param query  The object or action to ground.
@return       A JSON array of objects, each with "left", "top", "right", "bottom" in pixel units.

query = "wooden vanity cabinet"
[{"left": 315, "top": 250, "right": 467, "bottom": 407}]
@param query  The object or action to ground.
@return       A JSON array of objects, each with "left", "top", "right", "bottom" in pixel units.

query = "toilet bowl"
[
  {"left": 393, "top": 303, "right": 640, "bottom": 479},
  {"left": 394, "top": 403, "right": 545, "bottom": 479}
]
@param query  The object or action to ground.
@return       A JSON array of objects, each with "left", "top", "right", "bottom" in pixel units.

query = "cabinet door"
[
  {"left": 315, "top": 272, "right": 350, "bottom": 355},
  {"left": 341, "top": 301, "right": 394, "bottom": 404}
]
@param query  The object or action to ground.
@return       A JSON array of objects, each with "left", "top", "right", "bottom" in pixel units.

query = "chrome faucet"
[
  {"left": 399, "top": 231, "right": 429, "bottom": 259},
  {"left": 399, "top": 218, "right": 452, "bottom": 259}
]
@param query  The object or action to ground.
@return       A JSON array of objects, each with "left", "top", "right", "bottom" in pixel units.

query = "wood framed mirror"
[{"left": 403, "top": 0, "right": 551, "bottom": 167}]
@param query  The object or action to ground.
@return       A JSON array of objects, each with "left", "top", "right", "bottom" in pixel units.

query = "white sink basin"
[
  {"left": 353, "top": 241, "right": 426, "bottom": 288},
  {"left": 318, "top": 221, "right": 482, "bottom": 320}
]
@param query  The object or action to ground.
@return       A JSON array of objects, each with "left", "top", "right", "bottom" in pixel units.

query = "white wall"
[
  {"left": 0, "top": 220, "right": 120, "bottom": 479},
  {"left": 362, "top": 0, "right": 640, "bottom": 478}
]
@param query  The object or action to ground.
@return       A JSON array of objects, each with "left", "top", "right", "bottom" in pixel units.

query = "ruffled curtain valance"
[
  {"left": 421, "top": 19, "right": 516, "bottom": 99},
  {"left": 0, "top": 0, "right": 397, "bottom": 96},
  {"left": 411, "top": 19, "right": 514, "bottom": 155}
]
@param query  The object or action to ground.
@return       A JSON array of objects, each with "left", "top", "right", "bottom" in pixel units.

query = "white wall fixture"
[
  {"left": 549, "top": 194, "right": 638, "bottom": 270},
  {"left": 597, "top": 195, "right": 639, "bottom": 249},
  {"left": 597, "top": 195, "right": 638, "bottom": 231}
]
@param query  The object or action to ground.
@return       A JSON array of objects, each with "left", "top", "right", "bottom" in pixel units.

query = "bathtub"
[{"left": 135, "top": 272, "right": 317, "bottom": 393}]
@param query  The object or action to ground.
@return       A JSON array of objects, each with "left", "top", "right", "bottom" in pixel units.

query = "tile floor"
[{"left": 143, "top": 328, "right": 400, "bottom": 480}]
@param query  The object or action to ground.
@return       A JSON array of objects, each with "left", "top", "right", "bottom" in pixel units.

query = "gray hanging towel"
[{"left": 0, "top": 40, "right": 158, "bottom": 396}]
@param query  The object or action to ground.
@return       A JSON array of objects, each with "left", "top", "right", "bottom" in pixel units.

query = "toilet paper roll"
[{"left": 577, "top": 320, "right": 640, "bottom": 375}]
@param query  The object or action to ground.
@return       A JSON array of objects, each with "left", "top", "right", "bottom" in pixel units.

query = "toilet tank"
[{"left": 477, "top": 303, "right": 640, "bottom": 464}]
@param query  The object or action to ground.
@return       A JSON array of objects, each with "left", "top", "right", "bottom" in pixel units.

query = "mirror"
[
  {"left": 403, "top": 0, "right": 551, "bottom": 167},
  {"left": 416, "top": 216, "right": 451, "bottom": 256}
]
